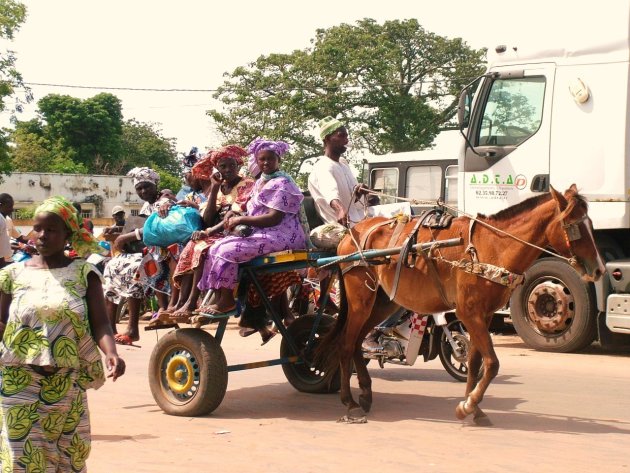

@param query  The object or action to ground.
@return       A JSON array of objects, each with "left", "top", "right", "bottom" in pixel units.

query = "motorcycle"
[
  {"left": 287, "top": 277, "right": 479, "bottom": 383},
  {"left": 363, "top": 309, "right": 479, "bottom": 382}
]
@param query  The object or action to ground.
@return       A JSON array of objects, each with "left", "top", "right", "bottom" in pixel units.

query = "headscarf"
[
  {"left": 247, "top": 138, "right": 291, "bottom": 159},
  {"left": 318, "top": 116, "right": 344, "bottom": 140},
  {"left": 208, "top": 145, "right": 248, "bottom": 168},
  {"left": 247, "top": 138, "right": 291, "bottom": 178},
  {"left": 248, "top": 155, "right": 261, "bottom": 178},
  {"left": 34, "top": 196, "right": 100, "bottom": 258},
  {"left": 191, "top": 155, "right": 215, "bottom": 180},
  {"left": 127, "top": 167, "right": 160, "bottom": 187}
]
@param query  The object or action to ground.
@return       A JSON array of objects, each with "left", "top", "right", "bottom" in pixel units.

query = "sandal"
[
  {"left": 260, "top": 331, "right": 277, "bottom": 346},
  {"left": 190, "top": 315, "right": 213, "bottom": 329},
  {"left": 239, "top": 328, "right": 257, "bottom": 338},
  {"left": 170, "top": 310, "right": 193, "bottom": 324},
  {"left": 195, "top": 304, "right": 237, "bottom": 316},
  {"left": 147, "top": 311, "right": 171, "bottom": 328},
  {"left": 139, "top": 311, "right": 155, "bottom": 321},
  {"left": 114, "top": 334, "right": 141, "bottom": 348}
]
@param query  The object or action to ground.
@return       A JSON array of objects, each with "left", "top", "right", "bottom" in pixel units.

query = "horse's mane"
[{"left": 478, "top": 189, "right": 588, "bottom": 222}]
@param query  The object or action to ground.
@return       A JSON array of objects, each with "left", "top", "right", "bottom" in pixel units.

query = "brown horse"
[{"left": 316, "top": 185, "right": 605, "bottom": 425}]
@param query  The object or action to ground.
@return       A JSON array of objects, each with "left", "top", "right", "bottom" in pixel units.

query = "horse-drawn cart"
[{"left": 146, "top": 237, "right": 463, "bottom": 417}]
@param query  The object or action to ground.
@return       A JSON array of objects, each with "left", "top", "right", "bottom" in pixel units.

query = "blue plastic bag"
[{"left": 143, "top": 205, "right": 203, "bottom": 247}]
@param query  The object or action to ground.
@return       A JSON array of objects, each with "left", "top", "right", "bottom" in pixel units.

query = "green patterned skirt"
[{"left": 0, "top": 366, "right": 90, "bottom": 473}]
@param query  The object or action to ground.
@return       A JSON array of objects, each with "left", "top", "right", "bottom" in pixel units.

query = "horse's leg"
[
  {"left": 455, "top": 314, "right": 499, "bottom": 426},
  {"left": 465, "top": 345, "right": 482, "bottom": 396},
  {"left": 353, "top": 348, "right": 372, "bottom": 413},
  {"left": 336, "top": 268, "right": 378, "bottom": 423},
  {"left": 353, "top": 291, "right": 401, "bottom": 413}
]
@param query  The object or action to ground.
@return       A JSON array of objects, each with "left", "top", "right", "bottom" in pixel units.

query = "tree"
[
  {"left": 120, "top": 119, "right": 180, "bottom": 175},
  {"left": 0, "top": 0, "right": 29, "bottom": 180},
  {"left": 36, "top": 93, "right": 124, "bottom": 173},
  {"left": 10, "top": 107, "right": 182, "bottom": 191},
  {"left": 209, "top": 18, "right": 486, "bottom": 179},
  {"left": 11, "top": 118, "right": 88, "bottom": 173}
]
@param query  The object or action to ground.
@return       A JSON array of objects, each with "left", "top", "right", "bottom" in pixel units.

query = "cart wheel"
[
  {"left": 280, "top": 314, "right": 340, "bottom": 393},
  {"left": 148, "top": 328, "right": 228, "bottom": 416}
]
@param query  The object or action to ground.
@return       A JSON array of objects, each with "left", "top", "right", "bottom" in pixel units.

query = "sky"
[{"left": 0, "top": 0, "right": 604, "bottom": 156}]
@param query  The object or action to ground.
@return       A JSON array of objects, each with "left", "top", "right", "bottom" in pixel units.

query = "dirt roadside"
[{"left": 87, "top": 322, "right": 630, "bottom": 473}]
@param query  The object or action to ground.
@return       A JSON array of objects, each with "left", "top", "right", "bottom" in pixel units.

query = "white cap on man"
[{"left": 111, "top": 205, "right": 125, "bottom": 216}]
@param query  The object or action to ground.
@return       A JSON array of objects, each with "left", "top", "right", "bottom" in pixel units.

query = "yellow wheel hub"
[{"left": 165, "top": 355, "right": 195, "bottom": 394}]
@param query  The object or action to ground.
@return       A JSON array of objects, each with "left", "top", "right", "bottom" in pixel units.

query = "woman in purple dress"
[{"left": 198, "top": 139, "right": 306, "bottom": 325}]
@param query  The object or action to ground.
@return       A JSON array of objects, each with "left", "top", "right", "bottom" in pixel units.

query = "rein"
[
  {"left": 340, "top": 188, "right": 590, "bottom": 298},
  {"left": 361, "top": 189, "right": 580, "bottom": 267}
]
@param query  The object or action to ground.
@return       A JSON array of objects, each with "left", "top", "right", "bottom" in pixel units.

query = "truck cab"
[{"left": 458, "top": 28, "right": 630, "bottom": 351}]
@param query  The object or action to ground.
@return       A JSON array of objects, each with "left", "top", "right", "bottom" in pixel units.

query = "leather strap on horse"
[
  {"left": 387, "top": 217, "right": 421, "bottom": 300},
  {"left": 452, "top": 260, "right": 524, "bottom": 289},
  {"left": 450, "top": 217, "right": 523, "bottom": 289}
]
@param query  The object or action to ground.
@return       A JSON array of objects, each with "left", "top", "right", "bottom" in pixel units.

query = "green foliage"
[
  {"left": 0, "top": 127, "right": 12, "bottom": 181},
  {"left": 120, "top": 119, "right": 179, "bottom": 175},
  {"left": 13, "top": 206, "right": 34, "bottom": 219},
  {"left": 0, "top": 1, "right": 29, "bottom": 181},
  {"left": 36, "top": 93, "right": 123, "bottom": 173},
  {"left": 154, "top": 165, "right": 182, "bottom": 194},
  {"left": 9, "top": 97, "right": 180, "bottom": 178},
  {"left": 210, "top": 18, "right": 486, "bottom": 180}
]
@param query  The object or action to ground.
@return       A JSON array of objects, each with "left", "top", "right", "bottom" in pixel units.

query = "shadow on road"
[{"left": 205, "top": 382, "right": 630, "bottom": 436}]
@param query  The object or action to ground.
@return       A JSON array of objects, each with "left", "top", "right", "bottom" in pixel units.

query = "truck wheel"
[
  {"left": 281, "top": 314, "right": 340, "bottom": 393},
  {"left": 510, "top": 258, "right": 597, "bottom": 352},
  {"left": 148, "top": 328, "right": 228, "bottom": 416}
]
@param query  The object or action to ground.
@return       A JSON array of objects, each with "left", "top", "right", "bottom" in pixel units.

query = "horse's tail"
[{"left": 313, "top": 273, "right": 348, "bottom": 380}]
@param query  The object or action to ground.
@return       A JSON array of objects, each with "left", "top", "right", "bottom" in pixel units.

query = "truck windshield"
[{"left": 477, "top": 76, "right": 546, "bottom": 147}]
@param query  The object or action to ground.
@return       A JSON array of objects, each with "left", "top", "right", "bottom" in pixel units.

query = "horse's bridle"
[{"left": 559, "top": 212, "right": 590, "bottom": 269}]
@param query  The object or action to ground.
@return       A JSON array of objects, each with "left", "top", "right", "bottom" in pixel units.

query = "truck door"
[{"left": 462, "top": 65, "right": 555, "bottom": 215}]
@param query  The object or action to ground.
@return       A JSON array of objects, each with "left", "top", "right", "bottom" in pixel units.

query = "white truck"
[{"left": 456, "top": 16, "right": 630, "bottom": 351}]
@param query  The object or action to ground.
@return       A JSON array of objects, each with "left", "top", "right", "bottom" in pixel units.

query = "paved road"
[{"left": 87, "top": 321, "right": 630, "bottom": 473}]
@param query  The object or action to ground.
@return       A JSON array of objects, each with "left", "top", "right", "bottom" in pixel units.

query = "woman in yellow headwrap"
[{"left": 0, "top": 196, "right": 125, "bottom": 472}]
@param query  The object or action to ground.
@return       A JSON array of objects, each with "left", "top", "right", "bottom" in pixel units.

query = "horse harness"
[
  {"left": 345, "top": 210, "right": 527, "bottom": 307},
  {"left": 460, "top": 219, "right": 525, "bottom": 290}
]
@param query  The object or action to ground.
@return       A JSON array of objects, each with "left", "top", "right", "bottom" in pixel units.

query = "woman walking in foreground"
[{"left": 0, "top": 196, "right": 125, "bottom": 472}]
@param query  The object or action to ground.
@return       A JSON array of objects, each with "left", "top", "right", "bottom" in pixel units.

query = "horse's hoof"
[
  {"left": 455, "top": 400, "right": 473, "bottom": 420},
  {"left": 337, "top": 407, "right": 368, "bottom": 424}
]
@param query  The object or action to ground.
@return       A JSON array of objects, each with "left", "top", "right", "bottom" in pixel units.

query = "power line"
[
  {"left": 22, "top": 77, "right": 466, "bottom": 94},
  {"left": 23, "top": 82, "right": 217, "bottom": 93}
]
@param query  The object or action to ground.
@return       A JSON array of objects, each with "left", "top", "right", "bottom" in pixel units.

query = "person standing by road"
[
  {"left": 307, "top": 116, "right": 367, "bottom": 227},
  {"left": 0, "top": 196, "right": 125, "bottom": 472},
  {"left": 0, "top": 194, "right": 19, "bottom": 267}
]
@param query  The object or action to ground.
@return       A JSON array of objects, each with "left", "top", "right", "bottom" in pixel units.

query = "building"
[{"left": 0, "top": 172, "right": 144, "bottom": 234}]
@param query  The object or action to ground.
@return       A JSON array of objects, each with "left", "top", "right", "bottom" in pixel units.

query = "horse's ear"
[{"left": 550, "top": 185, "right": 568, "bottom": 210}]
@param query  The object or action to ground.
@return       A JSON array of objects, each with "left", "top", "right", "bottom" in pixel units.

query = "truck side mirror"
[{"left": 457, "top": 90, "right": 470, "bottom": 129}]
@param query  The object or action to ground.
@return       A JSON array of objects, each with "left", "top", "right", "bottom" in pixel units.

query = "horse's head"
[{"left": 547, "top": 184, "right": 605, "bottom": 281}]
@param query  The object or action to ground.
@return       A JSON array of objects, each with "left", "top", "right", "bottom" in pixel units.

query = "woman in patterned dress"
[
  {"left": 198, "top": 139, "right": 307, "bottom": 343},
  {"left": 168, "top": 146, "right": 255, "bottom": 322},
  {"left": 0, "top": 196, "right": 124, "bottom": 473},
  {"left": 103, "top": 167, "right": 166, "bottom": 343}
]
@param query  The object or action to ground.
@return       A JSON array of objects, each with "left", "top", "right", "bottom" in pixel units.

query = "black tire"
[
  {"left": 280, "top": 314, "right": 341, "bottom": 393},
  {"left": 438, "top": 320, "right": 482, "bottom": 383},
  {"left": 510, "top": 258, "right": 597, "bottom": 352},
  {"left": 148, "top": 328, "right": 228, "bottom": 416}
]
